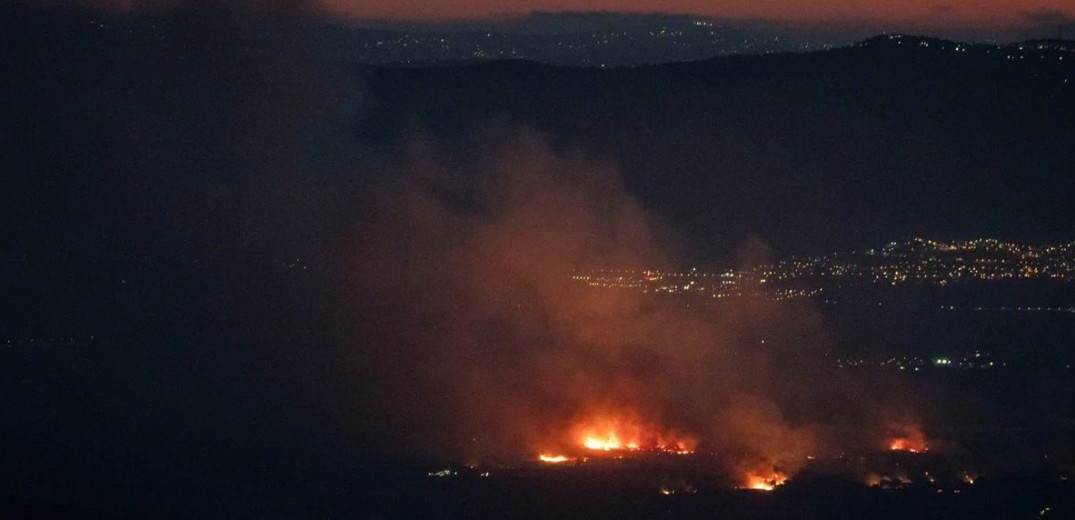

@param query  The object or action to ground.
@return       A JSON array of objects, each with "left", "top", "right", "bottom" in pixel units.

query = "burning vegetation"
[
  {"left": 572, "top": 414, "right": 696, "bottom": 455},
  {"left": 741, "top": 472, "right": 788, "bottom": 491},
  {"left": 538, "top": 454, "right": 572, "bottom": 463},
  {"left": 349, "top": 130, "right": 952, "bottom": 493},
  {"left": 535, "top": 412, "right": 695, "bottom": 462},
  {"left": 888, "top": 424, "right": 929, "bottom": 453}
]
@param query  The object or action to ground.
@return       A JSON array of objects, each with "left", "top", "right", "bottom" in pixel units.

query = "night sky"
[
  {"left": 322, "top": 0, "right": 1070, "bottom": 28},
  {"left": 47, "top": 0, "right": 1075, "bottom": 38}
]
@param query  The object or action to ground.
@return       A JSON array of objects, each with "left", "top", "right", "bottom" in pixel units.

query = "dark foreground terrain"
[{"left": 4, "top": 461, "right": 1072, "bottom": 519}]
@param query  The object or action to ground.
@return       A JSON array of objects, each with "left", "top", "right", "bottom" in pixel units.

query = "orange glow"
[
  {"left": 864, "top": 473, "right": 883, "bottom": 487},
  {"left": 538, "top": 454, "right": 571, "bottom": 463},
  {"left": 888, "top": 439, "right": 923, "bottom": 452},
  {"left": 583, "top": 435, "right": 624, "bottom": 451},
  {"left": 865, "top": 473, "right": 913, "bottom": 488},
  {"left": 887, "top": 424, "right": 928, "bottom": 453},
  {"left": 573, "top": 413, "right": 696, "bottom": 454},
  {"left": 533, "top": 412, "right": 695, "bottom": 465},
  {"left": 736, "top": 458, "right": 790, "bottom": 491},
  {"left": 741, "top": 471, "right": 788, "bottom": 491}
]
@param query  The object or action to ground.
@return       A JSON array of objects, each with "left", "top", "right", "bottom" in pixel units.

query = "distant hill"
[
  {"left": 358, "top": 35, "right": 1075, "bottom": 261},
  {"left": 1, "top": 7, "right": 1073, "bottom": 265},
  {"left": 316, "top": 13, "right": 835, "bottom": 66}
]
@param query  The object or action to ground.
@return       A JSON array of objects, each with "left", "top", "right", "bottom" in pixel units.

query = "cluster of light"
[
  {"left": 866, "top": 470, "right": 978, "bottom": 490},
  {"left": 839, "top": 351, "right": 1012, "bottom": 371},
  {"left": 575, "top": 239, "right": 1075, "bottom": 299}
]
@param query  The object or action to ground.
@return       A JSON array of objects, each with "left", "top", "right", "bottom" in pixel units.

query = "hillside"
[{"left": 358, "top": 35, "right": 1073, "bottom": 261}]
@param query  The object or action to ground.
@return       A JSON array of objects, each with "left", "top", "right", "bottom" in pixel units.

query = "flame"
[
  {"left": 583, "top": 435, "right": 624, "bottom": 451},
  {"left": 888, "top": 439, "right": 922, "bottom": 452},
  {"left": 741, "top": 471, "right": 788, "bottom": 491},
  {"left": 736, "top": 458, "right": 789, "bottom": 491},
  {"left": 572, "top": 413, "right": 696, "bottom": 454},
  {"left": 887, "top": 424, "right": 928, "bottom": 453},
  {"left": 538, "top": 454, "right": 571, "bottom": 463},
  {"left": 534, "top": 411, "right": 696, "bottom": 464}
]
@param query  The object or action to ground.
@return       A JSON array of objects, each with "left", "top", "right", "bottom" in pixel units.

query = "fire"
[
  {"left": 741, "top": 471, "right": 788, "bottom": 491},
  {"left": 888, "top": 439, "right": 923, "bottom": 452},
  {"left": 538, "top": 454, "right": 571, "bottom": 463},
  {"left": 583, "top": 435, "right": 625, "bottom": 451},
  {"left": 887, "top": 424, "right": 928, "bottom": 453},
  {"left": 573, "top": 414, "right": 696, "bottom": 454},
  {"left": 579, "top": 432, "right": 694, "bottom": 454},
  {"left": 533, "top": 412, "right": 696, "bottom": 464}
]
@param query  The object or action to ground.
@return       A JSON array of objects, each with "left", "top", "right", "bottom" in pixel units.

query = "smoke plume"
[{"left": 334, "top": 127, "right": 841, "bottom": 481}]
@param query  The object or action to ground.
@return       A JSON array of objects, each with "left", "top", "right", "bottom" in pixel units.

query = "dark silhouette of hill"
[
  {"left": 2, "top": 7, "right": 1072, "bottom": 264},
  {"left": 359, "top": 34, "right": 1074, "bottom": 261}
]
